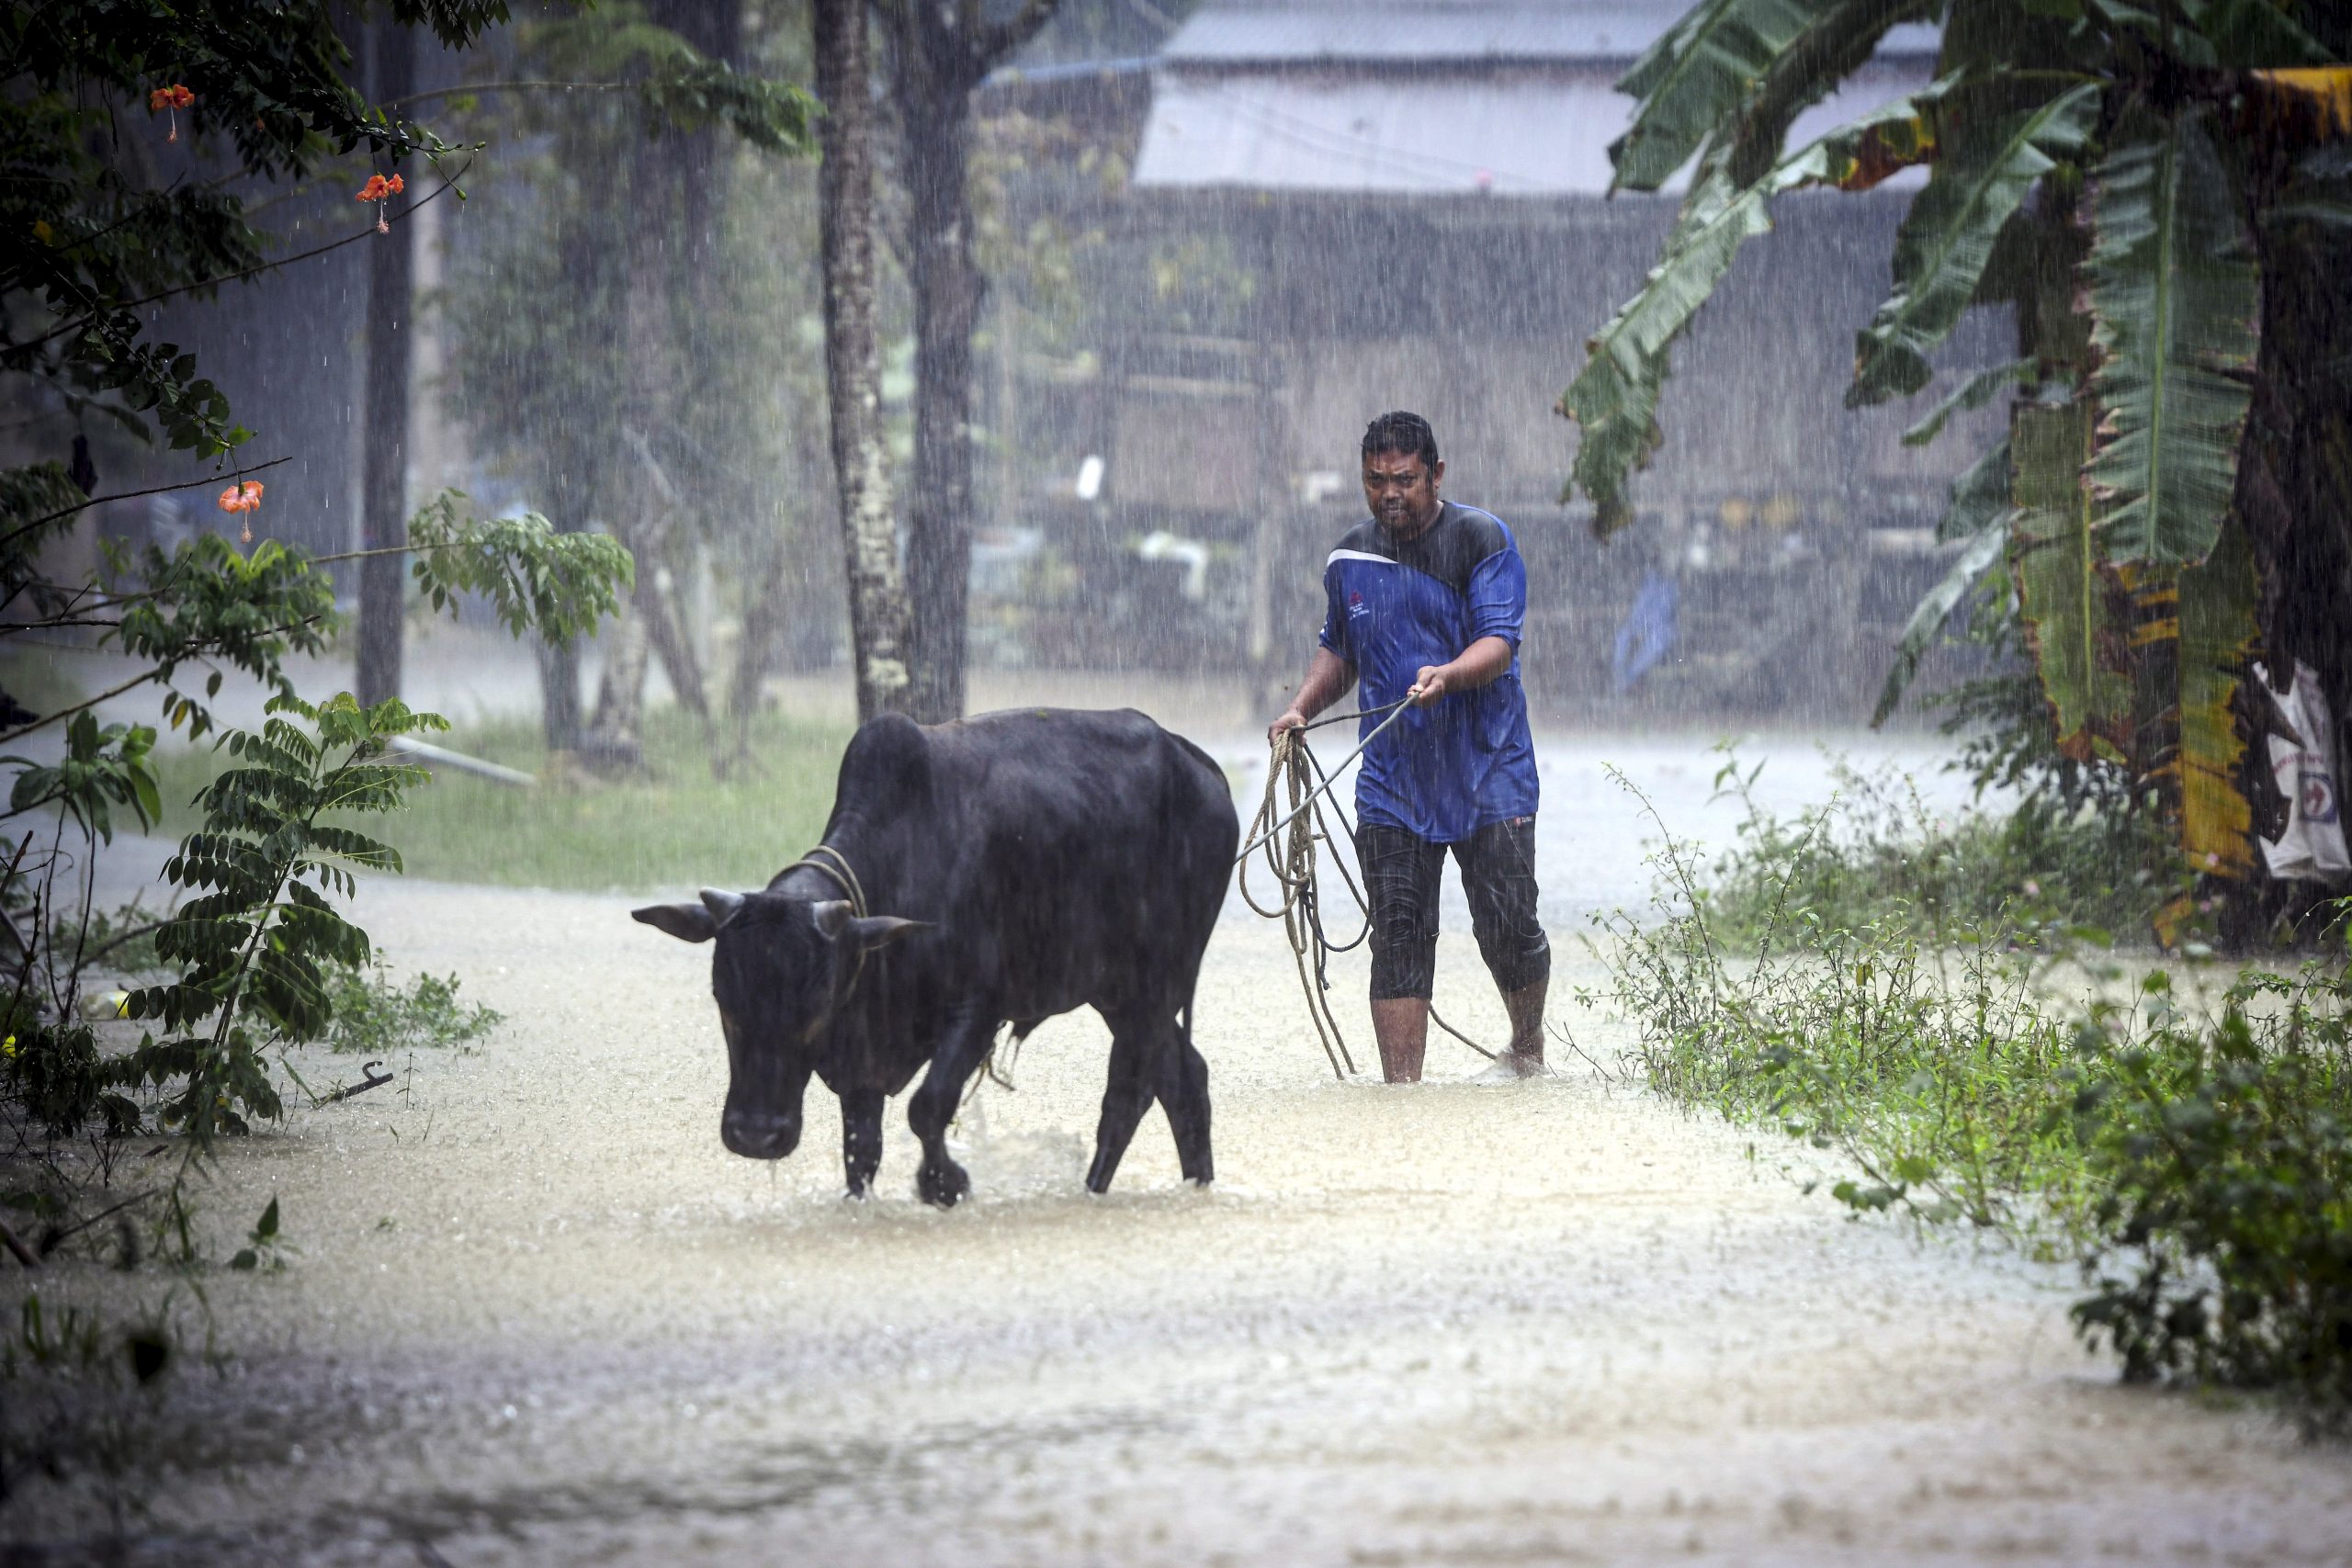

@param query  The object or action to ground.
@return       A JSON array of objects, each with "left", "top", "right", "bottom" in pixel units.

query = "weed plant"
[
  {"left": 2073, "top": 953, "right": 2352, "bottom": 1433},
  {"left": 1597, "top": 771, "right": 2106, "bottom": 1247},
  {"left": 319, "top": 960, "right": 501, "bottom": 1057},
  {"left": 1599, "top": 763, "right": 2352, "bottom": 1429},
  {"left": 1701, "top": 747, "right": 2167, "bottom": 949}
]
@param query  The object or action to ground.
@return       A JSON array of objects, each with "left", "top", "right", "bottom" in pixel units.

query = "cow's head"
[{"left": 633, "top": 889, "right": 925, "bottom": 1159}]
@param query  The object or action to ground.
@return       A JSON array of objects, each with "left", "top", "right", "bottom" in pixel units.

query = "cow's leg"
[
  {"left": 1087, "top": 1008, "right": 1166, "bottom": 1194},
  {"left": 841, "top": 1088, "right": 885, "bottom": 1198},
  {"left": 1155, "top": 1007, "right": 1214, "bottom": 1186},
  {"left": 908, "top": 1004, "right": 996, "bottom": 1209}
]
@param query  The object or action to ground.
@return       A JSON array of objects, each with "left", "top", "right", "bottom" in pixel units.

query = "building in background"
[{"left": 981, "top": 0, "right": 2007, "bottom": 719}]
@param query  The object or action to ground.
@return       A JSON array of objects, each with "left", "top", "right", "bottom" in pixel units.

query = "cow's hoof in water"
[{"left": 918, "top": 1160, "right": 970, "bottom": 1209}]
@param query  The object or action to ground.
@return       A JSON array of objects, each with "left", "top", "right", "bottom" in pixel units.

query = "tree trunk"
[
  {"left": 879, "top": 0, "right": 1058, "bottom": 723},
  {"left": 584, "top": 119, "right": 712, "bottom": 768},
  {"left": 818, "top": 0, "right": 914, "bottom": 722},
  {"left": 356, "top": 17, "right": 415, "bottom": 709},
  {"left": 902, "top": 94, "right": 980, "bottom": 723}
]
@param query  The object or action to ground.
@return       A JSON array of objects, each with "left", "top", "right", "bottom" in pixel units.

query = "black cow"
[{"left": 633, "top": 707, "right": 1239, "bottom": 1205}]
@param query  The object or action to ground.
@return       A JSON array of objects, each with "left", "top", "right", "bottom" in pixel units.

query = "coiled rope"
[{"left": 1237, "top": 701, "right": 1497, "bottom": 1080}]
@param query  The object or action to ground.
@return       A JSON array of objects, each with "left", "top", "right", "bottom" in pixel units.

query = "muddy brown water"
[{"left": 7, "top": 868, "right": 2352, "bottom": 1567}]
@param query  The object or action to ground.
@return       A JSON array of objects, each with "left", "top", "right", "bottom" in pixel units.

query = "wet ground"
[{"left": 6, "top": 713, "right": 2351, "bottom": 1566}]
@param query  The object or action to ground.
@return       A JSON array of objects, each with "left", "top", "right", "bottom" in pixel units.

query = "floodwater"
[{"left": 6, "top": 728, "right": 2352, "bottom": 1565}]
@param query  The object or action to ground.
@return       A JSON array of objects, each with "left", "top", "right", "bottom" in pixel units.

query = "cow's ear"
[
  {"left": 846, "top": 915, "right": 930, "bottom": 951},
  {"left": 811, "top": 904, "right": 928, "bottom": 949},
  {"left": 633, "top": 900, "right": 718, "bottom": 943}
]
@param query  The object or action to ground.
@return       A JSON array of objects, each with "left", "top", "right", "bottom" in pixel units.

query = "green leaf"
[
  {"left": 2189, "top": 0, "right": 2335, "bottom": 67},
  {"left": 1609, "top": 0, "right": 1846, "bottom": 194},
  {"left": 1871, "top": 496, "right": 2010, "bottom": 725},
  {"left": 1849, "top": 84, "right": 2099, "bottom": 406},
  {"left": 2011, "top": 400, "right": 2132, "bottom": 759},
  {"left": 2083, "top": 109, "right": 2259, "bottom": 567},
  {"left": 1903, "top": 359, "right": 2034, "bottom": 447},
  {"left": 1564, "top": 88, "right": 1951, "bottom": 512}
]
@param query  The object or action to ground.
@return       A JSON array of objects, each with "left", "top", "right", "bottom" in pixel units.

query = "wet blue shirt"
[{"left": 1317, "top": 502, "right": 1540, "bottom": 843}]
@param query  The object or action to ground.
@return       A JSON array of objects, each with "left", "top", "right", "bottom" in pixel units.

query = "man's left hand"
[{"left": 1410, "top": 664, "right": 1449, "bottom": 706}]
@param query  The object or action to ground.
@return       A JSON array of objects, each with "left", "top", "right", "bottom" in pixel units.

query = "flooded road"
[{"left": 7, "top": 731, "right": 2352, "bottom": 1565}]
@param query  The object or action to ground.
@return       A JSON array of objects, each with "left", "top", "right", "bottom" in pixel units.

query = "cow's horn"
[{"left": 698, "top": 887, "right": 747, "bottom": 926}]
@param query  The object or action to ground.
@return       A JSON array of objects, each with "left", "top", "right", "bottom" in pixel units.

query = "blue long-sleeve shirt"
[{"left": 1317, "top": 502, "right": 1540, "bottom": 842}]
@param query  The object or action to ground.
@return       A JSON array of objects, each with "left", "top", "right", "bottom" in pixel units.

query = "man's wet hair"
[{"left": 1362, "top": 411, "right": 1439, "bottom": 471}]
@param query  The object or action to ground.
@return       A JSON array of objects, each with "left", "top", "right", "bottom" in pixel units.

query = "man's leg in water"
[
  {"left": 1358, "top": 826, "right": 1444, "bottom": 1084},
  {"left": 1371, "top": 998, "right": 1429, "bottom": 1084},
  {"left": 1461, "top": 817, "right": 1552, "bottom": 1076}
]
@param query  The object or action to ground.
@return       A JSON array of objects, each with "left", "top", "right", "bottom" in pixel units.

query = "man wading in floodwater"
[{"left": 1267, "top": 412, "right": 1550, "bottom": 1083}]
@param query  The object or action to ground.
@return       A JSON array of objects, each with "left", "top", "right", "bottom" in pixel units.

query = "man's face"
[{"left": 1363, "top": 448, "right": 1443, "bottom": 536}]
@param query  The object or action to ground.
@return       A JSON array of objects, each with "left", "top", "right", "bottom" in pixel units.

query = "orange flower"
[
  {"left": 218, "top": 479, "right": 263, "bottom": 541},
  {"left": 357, "top": 173, "right": 404, "bottom": 232},
  {"left": 150, "top": 84, "right": 193, "bottom": 141}
]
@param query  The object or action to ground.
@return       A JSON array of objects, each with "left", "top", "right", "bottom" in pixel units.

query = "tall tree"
[
  {"left": 356, "top": 14, "right": 416, "bottom": 709},
  {"left": 435, "top": 8, "right": 815, "bottom": 766},
  {"left": 877, "top": 0, "right": 1057, "bottom": 722},
  {"left": 816, "top": 0, "right": 914, "bottom": 721}
]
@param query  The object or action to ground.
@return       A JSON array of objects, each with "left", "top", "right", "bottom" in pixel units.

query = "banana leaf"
[
  {"left": 1563, "top": 90, "right": 1949, "bottom": 515},
  {"left": 1902, "top": 358, "right": 2033, "bottom": 447},
  {"left": 1868, "top": 433, "right": 2016, "bottom": 725},
  {"left": 2011, "top": 400, "right": 2131, "bottom": 760},
  {"left": 1610, "top": 0, "right": 1834, "bottom": 193},
  {"left": 1937, "top": 432, "right": 2016, "bottom": 542},
  {"left": 2083, "top": 107, "right": 2259, "bottom": 567},
  {"left": 1871, "top": 520, "right": 2008, "bottom": 727},
  {"left": 1848, "top": 83, "right": 2099, "bottom": 407},
  {"left": 1609, "top": 0, "right": 1932, "bottom": 193},
  {"left": 1725, "top": 0, "right": 1935, "bottom": 186},
  {"left": 2170, "top": 521, "right": 2258, "bottom": 877}
]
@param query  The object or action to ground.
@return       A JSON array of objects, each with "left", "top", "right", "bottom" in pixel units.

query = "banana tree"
[{"left": 1561, "top": 0, "right": 2352, "bottom": 921}]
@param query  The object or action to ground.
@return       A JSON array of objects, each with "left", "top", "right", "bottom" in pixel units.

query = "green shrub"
[
  {"left": 1598, "top": 776, "right": 2102, "bottom": 1244},
  {"left": 0, "top": 1019, "right": 140, "bottom": 1139},
  {"left": 1602, "top": 768, "right": 2352, "bottom": 1423},
  {"left": 321, "top": 961, "right": 502, "bottom": 1057},
  {"left": 2073, "top": 960, "right": 2352, "bottom": 1432},
  {"left": 1702, "top": 746, "right": 2168, "bottom": 949}
]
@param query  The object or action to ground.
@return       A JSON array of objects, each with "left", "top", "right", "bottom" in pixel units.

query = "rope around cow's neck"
[
  {"left": 1237, "top": 705, "right": 1498, "bottom": 1079},
  {"left": 785, "top": 843, "right": 871, "bottom": 999}
]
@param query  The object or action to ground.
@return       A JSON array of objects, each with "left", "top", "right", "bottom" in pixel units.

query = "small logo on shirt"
[{"left": 1348, "top": 591, "right": 1369, "bottom": 619}]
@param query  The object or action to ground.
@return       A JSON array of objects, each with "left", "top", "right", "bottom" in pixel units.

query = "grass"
[{"left": 146, "top": 705, "right": 857, "bottom": 893}]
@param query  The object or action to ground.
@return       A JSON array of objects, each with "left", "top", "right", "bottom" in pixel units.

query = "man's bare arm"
[
  {"left": 1268, "top": 647, "right": 1356, "bottom": 744},
  {"left": 1410, "top": 635, "right": 1514, "bottom": 707}
]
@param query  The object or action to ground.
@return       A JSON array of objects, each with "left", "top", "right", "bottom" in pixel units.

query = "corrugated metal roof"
[
  {"left": 1160, "top": 2, "right": 1939, "bottom": 66},
  {"left": 1134, "top": 61, "right": 1931, "bottom": 195}
]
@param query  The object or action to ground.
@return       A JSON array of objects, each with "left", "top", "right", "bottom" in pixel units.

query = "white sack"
[{"left": 2254, "top": 659, "right": 2351, "bottom": 882}]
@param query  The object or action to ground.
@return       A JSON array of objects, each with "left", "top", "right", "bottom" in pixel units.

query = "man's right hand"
[{"left": 1268, "top": 708, "right": 1307, "bottom": 747}]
